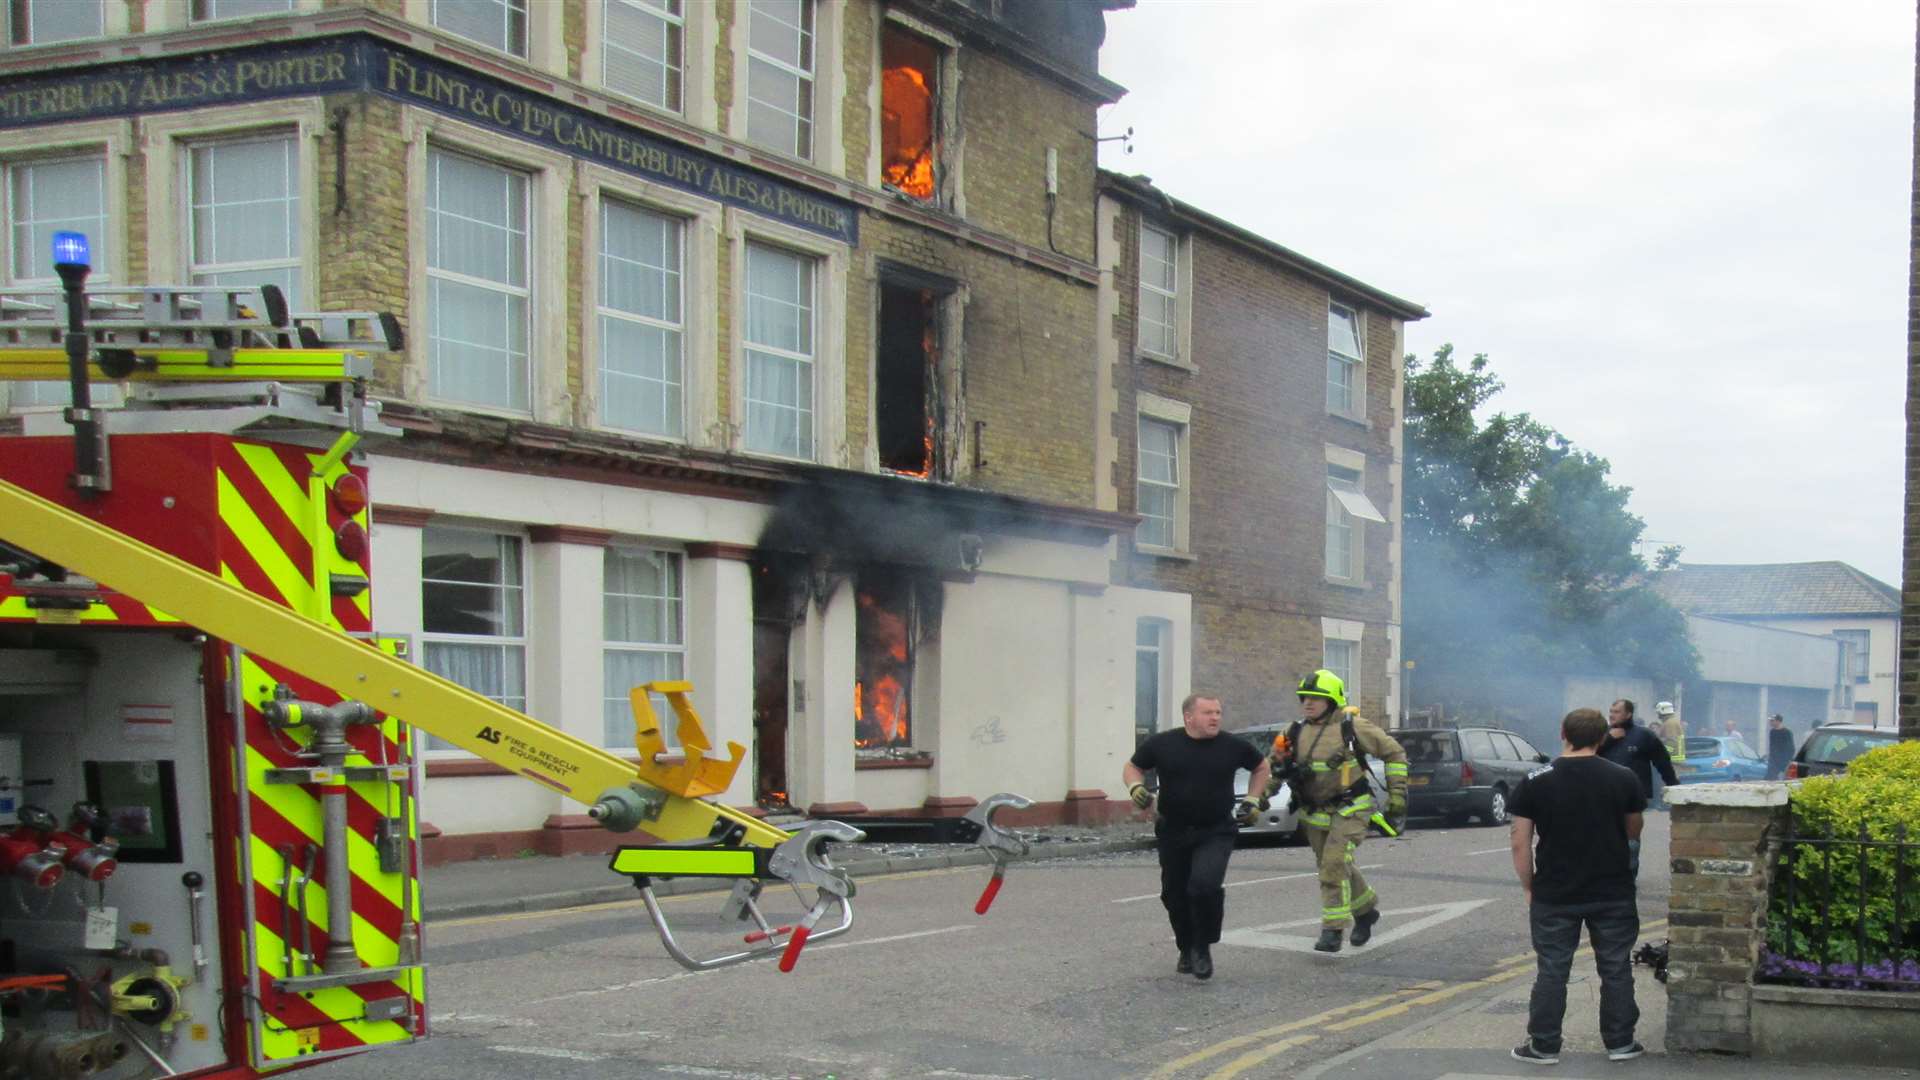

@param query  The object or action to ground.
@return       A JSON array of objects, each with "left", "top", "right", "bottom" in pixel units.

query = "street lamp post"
[{"left": 51, "top": 231, "right": 107, "bottom": 495}]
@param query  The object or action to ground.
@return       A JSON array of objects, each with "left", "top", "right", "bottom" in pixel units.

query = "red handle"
[
  {"left": 777, "top": 925, "right": 812, "bottom": 972},
  {"left": 745, "top": 924, "right": 794, "bottom": 945},
  {"left": 974, "top": 870, "right": 1005, "bottom": 915}
]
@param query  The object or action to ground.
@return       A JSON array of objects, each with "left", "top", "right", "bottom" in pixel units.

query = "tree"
[{"left": 1403, "top": 346, "right": 1697, "bottom": 721}]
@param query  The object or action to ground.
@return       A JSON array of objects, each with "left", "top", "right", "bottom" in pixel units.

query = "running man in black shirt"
[
  {"left": 1508, "top": 707, "right": 1647, "bottom": 1066},
  {"left": 1124, "top": 694, "right": 1269, "bottom": 980}
]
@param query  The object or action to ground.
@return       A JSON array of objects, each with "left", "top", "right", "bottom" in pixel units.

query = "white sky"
[{"left": 1097, "top": 0, "right": 1915, "bottom": 586}]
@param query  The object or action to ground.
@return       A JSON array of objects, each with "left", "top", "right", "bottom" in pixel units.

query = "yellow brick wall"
[{"left": 319, "top": 96, "right": 411, "bottom": 396}]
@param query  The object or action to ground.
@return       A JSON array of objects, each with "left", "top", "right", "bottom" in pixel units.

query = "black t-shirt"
[
  {"left": 1507, "top": 754, "right": 1647, "bottom": 904},
  {"left": 1130, "top": 729, "right": 1262, "bottom": 828}
]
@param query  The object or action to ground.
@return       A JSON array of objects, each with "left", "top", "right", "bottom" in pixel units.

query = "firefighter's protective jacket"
[{"left": 1277, "top": 712, "right": 1408, "bottom": 815}]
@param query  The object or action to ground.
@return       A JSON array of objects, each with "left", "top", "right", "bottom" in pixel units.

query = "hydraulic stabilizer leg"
[
  {"left": 955, "top": 792, "right": 1033, "bottom": 914},
  {"left": 610, "top": 819, "right": 865, "bottom": 972}
]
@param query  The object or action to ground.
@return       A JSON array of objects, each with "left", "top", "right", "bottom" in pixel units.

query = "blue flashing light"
[{"left": 51, "top": 231, "right": 91, "bottom": 269}]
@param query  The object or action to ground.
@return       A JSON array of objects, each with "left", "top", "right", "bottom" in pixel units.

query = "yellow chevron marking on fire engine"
[
  {"left": 610, "top": 848, "right": 760, "bottom": 878},
  {"left": 248, "top": 835, "right": 408, "bottom": 971},
  {"left": 144, "top": 605, "right": 181, "bottom": 622},
  {"left": 245, "top": 748, "right": 404, "bottom": 915},
  {"left": 217, "top": 468, "right": 314, "bottom": 614},
  {"left": 250, "top": 923, "right": 414, "bottom": 1060}
]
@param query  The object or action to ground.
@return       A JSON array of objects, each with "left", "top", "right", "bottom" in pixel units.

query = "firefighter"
[{"left": 1266, "top": 670, "right": 1408, "bottom": 953}]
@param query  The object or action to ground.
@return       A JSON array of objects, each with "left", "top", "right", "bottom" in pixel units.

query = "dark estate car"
[
  {"left": 1786, "top": 723, "right": 1901, "bottom": 779},
  {"left": 1396, "top": 727, "right": 1552, "bottom": 827}
]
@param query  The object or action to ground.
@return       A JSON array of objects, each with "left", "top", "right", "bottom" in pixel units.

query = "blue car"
[{"left": 1673, "top": 736, "right": 1769, "bottom": 783}]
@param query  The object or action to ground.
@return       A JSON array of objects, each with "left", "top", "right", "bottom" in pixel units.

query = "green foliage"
[
  {"left": 1845, "top": 740, "right": 1920, "bottom": 783},
  {"left": 1402, "top": 346, "right": 1699, "bottom": 715},
  {"left": 1767, "top": 765, "right": 1920, "bottom": 968}
]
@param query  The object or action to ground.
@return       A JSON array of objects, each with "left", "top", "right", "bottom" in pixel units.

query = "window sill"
[
  {"left": 1328, "top": 411, "right": 1370, "bottom": 430},
  {"left": 855, "top": 754, "right": 934, "bottom": 771},
  {"left": 1137, "top": 546, "right": 1197, "bottom": 563},
  {"left": 1324, "top": 576, "right": 1371, "bottom": 591},
  {"left": 1139, "top": 352, "right": 1195, "bottom": 373}
]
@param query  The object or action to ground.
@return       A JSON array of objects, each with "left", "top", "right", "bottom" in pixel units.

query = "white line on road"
[
  {"left": 1113, "top": 866, "right": 1384, "bottom": 904},
  {"left": 488, "top": 1045, "right": 610, "bottom": 1062},
  {"left": 1468, "top": 847, "right": 1511, "bottom": 856},
  {"left": 526, "top": 925, "right": 976, "bottom": 1004}
]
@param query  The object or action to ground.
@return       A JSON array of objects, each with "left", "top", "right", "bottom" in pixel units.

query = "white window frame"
[
  {"left": 1834, "top": 629, "right": 1870, "bottom": 684},
  {"left": 1135, "top": 392, "right": 1191, "bottom": 554},
  {"left": 428, "top": 0, "right": 529, "bottom": 59},
  {"left": 425, "top": 146, "right": 533, "bottom": 414},
  {"left": 731, "top": 0, "right": 843, "bottom": 173},
  {"left": 1328, "top": 300, "right": 1366, "bottom": 420},
  {"left": 404, "top": 0, "right": 564, "bottom": 75},
  {"left": 402, "top": 108, "right": 572, "bottom": 423},
  {"left": 5, "top": 0, "right": 118, "bottom": 45},
  {"left": 190, "top": 0, "right": 296, "bottom": 22},
  {"left": 419, "top": 525, "right": 528, "bottom": 756},
  {"left": 1322, "top": 617, "right": 1364, "bottom": 703},
  {"left": 595, "top": 199, "right": 685, "bottom": 440},
  {"left": 1325, "top": 446, "right": 1384, "bottom": 585},
  {"left": 1135, "top": 617, "right": 1170, "bottom": 744},
  {"left": 583, "top": 0, "right": 718, "bottom": 128},
  {"left": 183, "top": 131, "right": 304, "bottom": 306},
  {"left": 1137, "top": 221, "right": 1188, "bottom": 365},
  {"left": 1, "top": 120, "right": 131, "bottom": 411},
  {"left": 602, "top": 545, "right": 687, "bottom": 748},
  {"left": 871, "top": 11, "right": 960, "bottom": 210},
  {"left": 140, "top": 101, "right": 322, "bottom": 304},
  {"left": 744, "top": 0, "right": 815, "bottom": 159},
  {"left": 726, "top": 210, "right": 848, "bottom": 465},
  {"left": 602, "top": 0, "right": 685, "bottom": 114}
]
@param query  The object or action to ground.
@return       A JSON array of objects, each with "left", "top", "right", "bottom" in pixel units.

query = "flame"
[
  {"left": 854, "top": 586, "right": 913, "bottom": 749},
  {"left": 881, "top": 63, "right": 936, "bottom": 200}
]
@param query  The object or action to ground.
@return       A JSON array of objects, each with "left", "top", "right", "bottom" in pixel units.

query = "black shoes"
[
  {"left": 1511, "top": 1041, "right": 1559, "bottom": 1065},
  {"left": 1351, "top": 908, "right": 1380, "bottom": 947},
  {"left": 1190, "top": 944, "right": 1213, "bottom": 980},
  {"left": 1314, "top": 928, "right": 1343, "bottom": 953},
  {"left": 1176, "top": 947, "right": 1192, "bottom": 974}
]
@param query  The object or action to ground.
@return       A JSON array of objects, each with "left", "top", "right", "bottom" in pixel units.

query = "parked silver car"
[{"left": 1231, "top": 722, "right": 1386, "bottom": 843}]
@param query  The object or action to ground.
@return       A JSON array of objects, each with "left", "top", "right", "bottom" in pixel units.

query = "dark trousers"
[
  {"left": 1527, "top": 898, "right": 1640, "bottom": 1053},
  {"left": 1156, "top": 820, "right": 1237, "bottom": 949}
]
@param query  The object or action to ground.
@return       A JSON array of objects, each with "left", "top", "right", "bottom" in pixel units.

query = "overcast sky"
[{"left": 1096, "top": 1, "right": 1915, "bottom": 586}]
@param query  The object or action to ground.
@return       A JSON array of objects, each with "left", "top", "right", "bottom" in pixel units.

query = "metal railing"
[{"left": 1760, "top": 818, "right": 1919, "bottom": 990}]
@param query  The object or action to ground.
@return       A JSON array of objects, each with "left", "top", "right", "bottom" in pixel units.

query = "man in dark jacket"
[
  {"left": 1599, "top": 699, "right": 1678, "bottom": 804},
  {"left": 1766, "top": 714, "right": 1796, "bottom": 779}
]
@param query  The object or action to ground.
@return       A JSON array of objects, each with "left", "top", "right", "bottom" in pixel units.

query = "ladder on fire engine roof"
[{"left": 0, "top": 283, "right": 402, "bottom": 384}]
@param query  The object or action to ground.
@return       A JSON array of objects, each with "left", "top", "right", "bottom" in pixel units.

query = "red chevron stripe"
[
  {"left": 248, "top": 792, "right": 404, "bottom": 939},
  {"left": 217, "top": 520, "right": 292, "bottom": 612},
  {"left": 217, "top": 444, "right": 316, "bottom": 575}
]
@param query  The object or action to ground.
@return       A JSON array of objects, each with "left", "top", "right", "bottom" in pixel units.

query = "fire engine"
[{"left": 0, "top": 235, "right": 1028, "bottom": 1078}]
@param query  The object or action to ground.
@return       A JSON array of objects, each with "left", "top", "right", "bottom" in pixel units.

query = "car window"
[
  {"left": 1489, "top": 733, "right": 1524, "bottom": 761},
  {"left": 1731, "top": 739, "right": 1758, "bottom": 759},
  {"left": 1395, "top": 731, "right": 1458, "bottom": 763},
  {"left": 1239, "top": 727, "right": 1282, "bottom": 757},
  {"left": 1803, "top": 730, "right": 1897, "bottom": 765},
  {"left": 1461, "top": 730, "right": 1496, "bottom": 760},
  {"left": 1683, "top": 737, "right": 1721, "bottom": 759},
  {"left": 1508, "top": 733, "right": 1546, "bottom": 761}
]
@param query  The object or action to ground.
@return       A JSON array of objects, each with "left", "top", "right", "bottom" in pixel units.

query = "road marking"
[
  {"left": 489, "top": 1045, "right": 610, "bottom": 1062},
  {"left": 1221, "top": 899, "right": 1493, "bottom": 956},
  {"left": 1114, "top": 865, "right": 1384, "bottom": 905},
  {"left": 1468, "top": 846, "right": 1511, "bottom": 856},
  {"left": 1148, "top": 984, "right": 1439, "bottom": 1079},
  {"left": 524, "top": 924, "right": 975, "bottom": 1004},
  {"left": 1161, "top": 921, "right": 1671, "bottom": 1078}
]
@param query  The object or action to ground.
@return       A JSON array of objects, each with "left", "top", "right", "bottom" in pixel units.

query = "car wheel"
[{"left": 1483, "top": 787, "right": 1509, "bottom": 826}]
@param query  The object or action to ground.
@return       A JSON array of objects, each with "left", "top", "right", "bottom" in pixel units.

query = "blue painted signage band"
[{"left": 0, "top": 35, "right": 857, "bottom": 245}]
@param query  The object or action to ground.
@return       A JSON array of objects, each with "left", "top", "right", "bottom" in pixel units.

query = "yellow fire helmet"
[{"left": 1296, "top": 668, "right": 1347, "bottom": 710}]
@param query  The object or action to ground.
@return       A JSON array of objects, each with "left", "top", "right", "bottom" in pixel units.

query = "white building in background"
[{"left": 1652, "top": 562, "right": 1900, "bottom": 730}]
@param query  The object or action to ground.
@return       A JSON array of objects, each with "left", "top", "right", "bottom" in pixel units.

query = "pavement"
[
  {"left": 419, "top": 821, "right": 1157, "bottom": 921},
  {"left": 1304, "top": 942, "right": 1917, "bottom": 1080}
]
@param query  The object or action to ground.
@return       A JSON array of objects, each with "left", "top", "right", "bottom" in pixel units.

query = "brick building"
[
  {"left": 0, "top": 0, "right": 1180, "bottom": 860},
  {"left": 1096, "top": 172, "right": 1427, "bottom": 735}
]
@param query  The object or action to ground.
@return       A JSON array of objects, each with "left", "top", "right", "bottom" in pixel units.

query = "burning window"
[
  {"left": 854, "top": 570, "right": 918, "bottom": 750},
  {"left": 877, "top": 282, "right": 941, "bottom": 476},
  {"left": 880, "top": 26, "right": 939, "bottom": 201}
]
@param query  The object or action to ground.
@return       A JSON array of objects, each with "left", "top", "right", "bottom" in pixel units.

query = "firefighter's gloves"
[
  {"left": 1129, "top": 783, "right": 1154, "bottom": 811},
  {"left": 1233, "top": 796, "right": 1266, "bottom": 826},
  {"left": 1386, "top": 791, "right": 1408, "bottom": 834}
]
